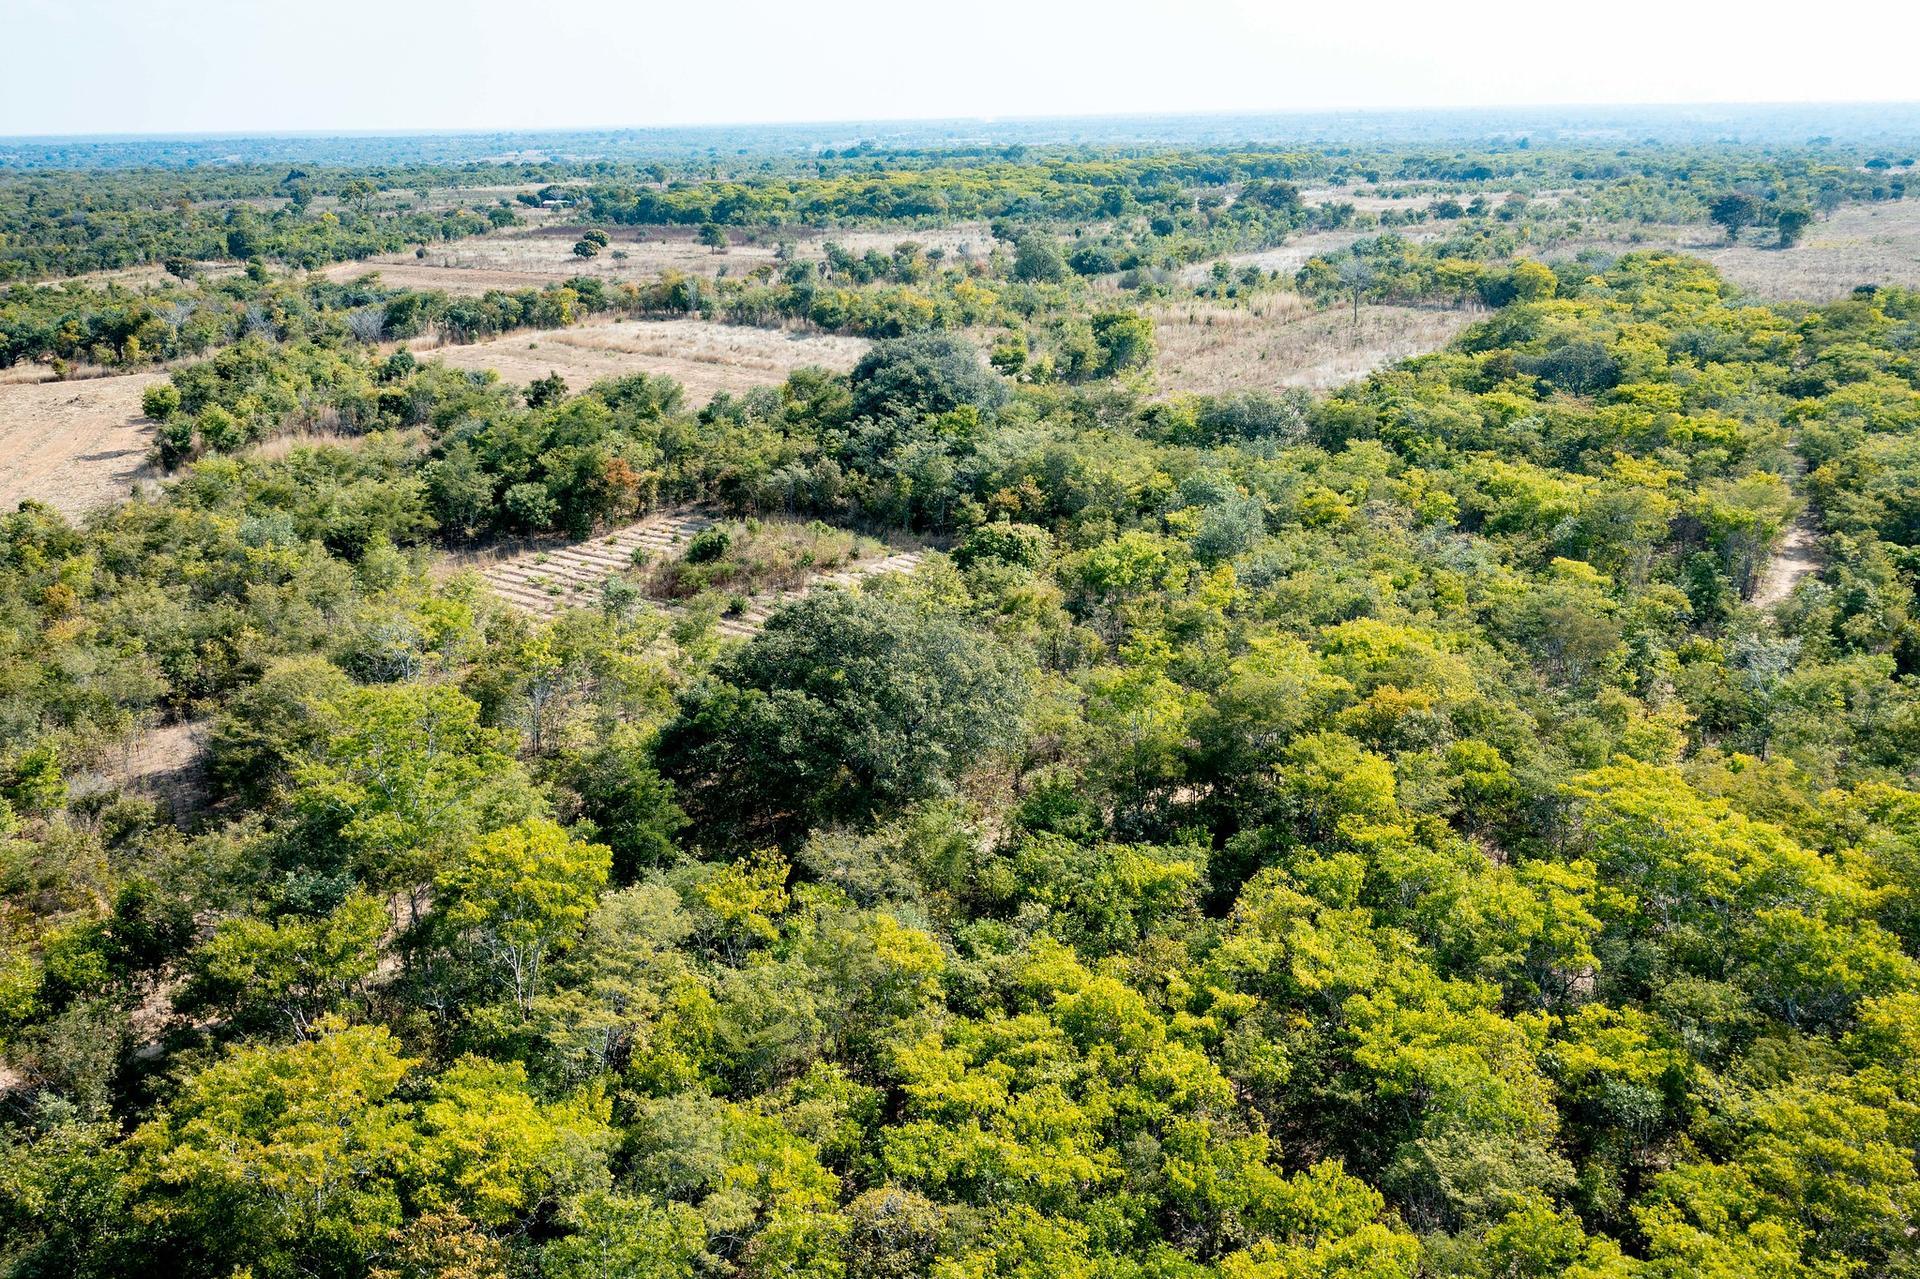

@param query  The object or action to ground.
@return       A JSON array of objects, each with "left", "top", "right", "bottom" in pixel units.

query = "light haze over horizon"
[{"left": 4, "top": 0, "right": 1917, "bottom": 138}]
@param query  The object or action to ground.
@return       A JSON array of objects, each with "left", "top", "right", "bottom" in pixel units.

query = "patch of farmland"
[
  {"left": 413, "top": 318, "right": 868, "bottom": 403},
  {"left": 1150, "top": 295, "right": 1480, "bottom": 394},
  {"left": 0, "top": 368, "right": 165, "bottom": 518},
  {"left": 469, "top": 506, "right": 924, "bottom": 637}
]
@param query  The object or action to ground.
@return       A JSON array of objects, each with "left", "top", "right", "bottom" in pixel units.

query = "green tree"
[
  {"left": 849, "top": 333, "right": 1008, "bottom": 419},
  {"left": 1011, "top": 233, "right": 1068, "bottom": 283},
  {"left": 1775, "top": 205, "right": 1814, "bottom": 247},
  {"left": 292, "top": 684, "right": 542, "bottom": 917},
  {"left": 657, "top": 592, "right": 1028, "bottom": 845},
  {"left": 1709, "top": 192, "right": 1768, "bottom": 242},
  {"left": 180, "top": 893, "right": 387, "bottom": 1038},
  {"left": 436, "top": 818, "right": 611, "bottom": 1015}
]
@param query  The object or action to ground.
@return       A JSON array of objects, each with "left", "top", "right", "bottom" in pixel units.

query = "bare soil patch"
[
  {"left": 1176, "top": 230, "right": 1377, "bottom": 286},
  {"left": 1151, "top": 295, "right": 1480, "bottom": 394},
  {"left": 416, "top": 318, "right": 868, "bottom": 403},
  {"left": 0, "top": 369, "right": 165, "bottom": 518}
]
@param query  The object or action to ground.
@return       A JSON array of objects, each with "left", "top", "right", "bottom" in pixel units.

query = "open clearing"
[
  {"left": 1175, "top": 229, "right": 1379, "bottom": 286},
  {"left": 465, "top": 505, "right": 924, "bottom": 638},
  {"left": 1546, "top": 201, "right": 1920, "bottom": 301},
  {"left": 73, "top": 720, "right": 208, "bottom": 814},
  {"left": 0, "top": 368, "right": 163, "bottom": 518},
  {"left": 325, "top": 221, "right": 994, "bottom": 295},
  {"left": 1151, "top": 295, "right": 1480, "bottom": 394},
  {"left": 415, "top": 318, "right": 868, "bottom": 401}
]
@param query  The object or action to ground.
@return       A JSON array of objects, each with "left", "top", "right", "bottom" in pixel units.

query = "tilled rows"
[
  {"left": 477, "top": 507, "right": 925, "bottom": 637},
  {"left": 475, "top": 508, "right": 716, "bottom": 615}
]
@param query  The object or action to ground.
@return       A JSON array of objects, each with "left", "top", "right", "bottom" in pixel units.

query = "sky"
[{"left": 3, "top": 0, "right": 1917, "bottom": 137}]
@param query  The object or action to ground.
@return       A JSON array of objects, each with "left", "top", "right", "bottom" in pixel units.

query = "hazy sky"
[{"left": 4, "top": 0, "right": 1916, "bottom": 136}]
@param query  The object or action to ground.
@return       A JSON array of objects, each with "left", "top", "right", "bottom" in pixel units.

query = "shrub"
[{"left": 141, "top": 383, "right": 181, "bottom": 421}]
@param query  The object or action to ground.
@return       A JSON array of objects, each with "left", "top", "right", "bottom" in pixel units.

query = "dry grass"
[
  {"left": 71, "top": 720, "right": 209, "bottom": 815},
  {"left": 0, "top": 369, "right": 165, "bottom": 517},
  {"left": 1296, "top": 185, "right": 1512, "bottom": 214},
  {"left": 1151, "top": 295, "right": 1480, "bottom": 394},
  {"left": 415, "top": 317, "right": 867, "bottom": 402},
  {"left": 325, "top": 221, "right": 994, "bottom": 295},
  {"left": 1543, "top": 201, "right": 1920, "bottom": 302},
  {"left": 644, "top": 519, "right": 883, "bottom": 599}
]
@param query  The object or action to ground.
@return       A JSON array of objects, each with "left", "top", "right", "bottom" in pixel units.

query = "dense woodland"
[{"left": 3, "top": 125, "right": 1920, "bottom": 1279}]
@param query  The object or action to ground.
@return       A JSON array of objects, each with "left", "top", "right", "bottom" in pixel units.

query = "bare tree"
[{"left": 345, "top": 305, "right": 386, "bottom": 344}]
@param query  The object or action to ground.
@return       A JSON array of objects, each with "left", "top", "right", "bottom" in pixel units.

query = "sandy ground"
[
  {"left": 0, "top": 369, "right": 164, "bottom": 518},
  {"left": 416, "top": 317, "right": 869, "bottom": 401},
  {"left": 324, "top": 221, "right": 994, "bottom": 294},
  {"left": 1151, "top": 295, "right": 1480, "bottom": 394}
]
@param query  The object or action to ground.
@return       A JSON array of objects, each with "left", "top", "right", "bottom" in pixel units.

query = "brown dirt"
[
  {"left": 325, "top": 221, "right": 994, "bottom": 295},
  {"left": 414, "top": 317, "right": 868, "bottom": 403},
  {"left": 1151, "top": 295, "right": 1480, "bottom": 394},
  {"left": 0, "top": 369, "right": 165, "bottom": 518}
]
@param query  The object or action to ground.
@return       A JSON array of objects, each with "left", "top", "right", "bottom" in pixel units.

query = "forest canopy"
[{"left": 2, "top": 120, "right": 1920, "bottom": 1279}]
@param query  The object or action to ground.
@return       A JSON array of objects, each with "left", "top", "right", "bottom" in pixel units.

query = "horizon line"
[{"left": 7, "top": 99, "right": 1920, "bottom": 147}]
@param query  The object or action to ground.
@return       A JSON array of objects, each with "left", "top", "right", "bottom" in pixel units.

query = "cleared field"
[
  {"left": 468, "top": 505, "right": 924, "bottom": 638},
  {"left": 0, "top": 368, "right": 164, "bottom": 518},
  {"left": 1151, "top": 295, "right": 1480, "bottom": 394},
  {"left": 1547, "top": 201, "right": 1920, "bottom": 301},
  {"left": 414, "top": 318, "right": 868, "bottom": 402},
  {"left": 326, "top": 221, "right": 993, "bottom": 294}
]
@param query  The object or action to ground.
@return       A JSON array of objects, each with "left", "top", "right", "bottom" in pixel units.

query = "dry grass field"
[
  {"left": 1545, "top": 200, "right": 1920, "bottom": 301},
  {"left": 326, "top": 221, "right": 994, "bottom": 295},
  {"left": 414, "top": 317, "right": 869, "bottom": 401},
  {"left": 0, "top": 367, "right": 164, "bottom": 517},
  {"left": 1151, "top": 295, "right": 1480, "bottom": 394}
]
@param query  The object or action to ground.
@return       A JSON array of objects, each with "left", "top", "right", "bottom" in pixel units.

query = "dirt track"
[{"left": 1751, "top": 517, "right": 1822, "bottom": 609}]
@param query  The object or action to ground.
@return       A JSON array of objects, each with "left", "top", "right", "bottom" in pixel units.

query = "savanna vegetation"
[{"left": 3, "top": 117, "right": 1920, "bottom": 1279}]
